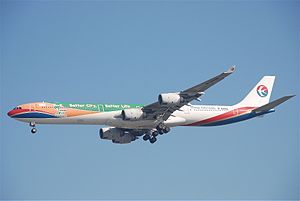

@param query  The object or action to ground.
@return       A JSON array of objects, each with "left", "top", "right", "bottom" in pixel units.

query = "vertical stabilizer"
[{"left": 235, "top": 76, "right": 275, "bottom": 107}]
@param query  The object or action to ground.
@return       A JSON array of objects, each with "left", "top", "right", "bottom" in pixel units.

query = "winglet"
[{"left": 225, "top": 65, "right": 236, "bottom": 74}]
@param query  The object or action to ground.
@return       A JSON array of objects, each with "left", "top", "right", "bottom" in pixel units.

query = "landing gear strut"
[{"left": 29, "top": 122, "right": 37, "bottom": 134}]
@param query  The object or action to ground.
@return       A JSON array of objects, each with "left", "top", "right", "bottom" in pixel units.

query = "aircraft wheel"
[
  {"left": 149, "top": 137, "right": 157, "bottom": 144},
  {"left": 143, "top": 134, "right": 150, "bottom": 141},
  {"left": 157, "top": 124, "right": 164, "bottom": 130},
  {"left": 152, "top": 131, "right": 158, "bottom": 137},
  {"left": 31, "top": 128, "right": 37, "bottom": 134},
  {"left": 158, "top": 129, "right": 164, "bottom": 135},
  {"left": 163, "top": 127, "right": 170, "bottom": 133},
  {"left": 29, "top": 122, "right": 35, "bottom": 127}
]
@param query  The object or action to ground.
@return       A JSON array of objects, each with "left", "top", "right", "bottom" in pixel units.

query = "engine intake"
[
  {"left": 158, "top": 93, "right": 183, "bottom": 105},
  {"left": 121, "top": 108, "right": 145, "bottom": 121}
]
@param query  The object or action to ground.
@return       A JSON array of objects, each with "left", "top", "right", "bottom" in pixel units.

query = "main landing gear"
[
  {"left": 143, "top": 124, "right": 170, "bottom": 144},
  {"left": 156, "top": 124, "right": 170, "bottom": 134},
  {"left": 143, "top": 133, "right": 157, "bottom": 144},
  {"left": 29, "top": 122, "right": 37, "bottom": 134}
]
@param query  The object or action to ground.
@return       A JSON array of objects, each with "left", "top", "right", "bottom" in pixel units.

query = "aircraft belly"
[
  {"left": 106, "top": 119, "right": 157, "bottom": 129},
  {"left": 164, "top": 116, "right": 186, "bottom": 127}
]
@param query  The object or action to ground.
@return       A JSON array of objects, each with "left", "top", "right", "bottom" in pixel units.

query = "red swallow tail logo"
[{"left": 257, "top": 85, "right": 268, "bottom": 97}]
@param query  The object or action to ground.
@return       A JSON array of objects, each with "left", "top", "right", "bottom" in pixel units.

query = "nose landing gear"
[
  {"left": 31, "top": 127, "right": 37, "bottom": 134},
  {"left": 29, "top": 122, "right": 37, "bottom": 134}
]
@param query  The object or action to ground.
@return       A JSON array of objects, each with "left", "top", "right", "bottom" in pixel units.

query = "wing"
[{"left": 142, "top": 66, "right": 236, "bottom": 121}]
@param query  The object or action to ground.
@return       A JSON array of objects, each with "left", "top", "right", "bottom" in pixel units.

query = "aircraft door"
[
  {"left": 234, "top": 108, "right": 239, "bottom": 116},
  {"left": 184, "top": 105, "right": 190, "bottom": 114}
]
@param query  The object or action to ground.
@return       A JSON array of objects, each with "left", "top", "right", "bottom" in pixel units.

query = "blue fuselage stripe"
[
  {"left": 201, "top": 110, "right": 274, "bottom": 126},
  {"left": 13, "top": 112, "right": 58, "bottom": 118}
]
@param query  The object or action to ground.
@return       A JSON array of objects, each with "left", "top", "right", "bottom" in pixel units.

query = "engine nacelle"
[
  {"left": 112, "top": 133, "right": 134, "bottom": 144},
  {"left": 99, "top": 127, "right": 134, "bottom": 144},
  {"left": 158, "top": 93, "right": 183, "bottom": 105},
  {"left": 99, "top": 127, "right": 122, "bottom": 140},
  {"left": 121, "top": 108, "right": 145, "bottom": 121}
]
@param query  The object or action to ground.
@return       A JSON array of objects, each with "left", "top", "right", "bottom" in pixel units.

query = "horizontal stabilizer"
[{"left": 252, "top": 95, "right": 295, "bottom": 113}]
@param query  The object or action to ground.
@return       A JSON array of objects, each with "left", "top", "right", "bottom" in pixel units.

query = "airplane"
[{"left": 7, "top": 66, "right": 295, "bottom": 144}]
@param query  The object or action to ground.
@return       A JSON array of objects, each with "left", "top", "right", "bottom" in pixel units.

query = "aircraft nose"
[{"left": 7, "top": 110, "right": 13, "bottom": 117}]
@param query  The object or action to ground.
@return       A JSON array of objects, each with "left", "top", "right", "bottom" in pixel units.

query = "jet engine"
[
  {"left": 158, "top": 93, "right": 183, "bottom": 105},
  {"left": 99, "top": 127, "right": 135, "bottom": 144},
  {"left": 121, "top": 108, "right": 145, "bottom": 121}
]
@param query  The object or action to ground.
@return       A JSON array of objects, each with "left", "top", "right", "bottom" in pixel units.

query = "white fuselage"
[{"left": 15, "top": 105, "right": 234, "bottom": 129}]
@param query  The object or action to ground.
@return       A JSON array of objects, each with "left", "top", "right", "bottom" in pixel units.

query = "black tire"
[
  {"left": 157, "top": 124, "right": 164, "bottom": 130},
  {"left": 143, "top": 134, "right": 150, "bottom": 141},
  {"left": 31, "top": 128, "right": 37, "bottom": 134},
  {"left": 163, "top": 127, "right": 170, "bottom": 133},
  {"left": 149, "top": 137, "right": 157, "bottom": 144},
  {"left": 152, "top": 131, "right": 158, "bottom": 137},
  {"left": 158, "top": 129, "right": 164, "bottom": 135}
]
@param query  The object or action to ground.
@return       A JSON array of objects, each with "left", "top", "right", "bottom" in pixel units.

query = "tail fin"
[{"left": 235, "top": 76, "right": 275, "bottom": 107}]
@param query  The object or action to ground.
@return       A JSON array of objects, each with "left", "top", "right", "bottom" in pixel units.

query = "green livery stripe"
[
  {"left": 50, "top": 102, "right": 144, "bottom": 112},
  {"left": 102, "top": 104, "right": 144, "bottom": 112}
]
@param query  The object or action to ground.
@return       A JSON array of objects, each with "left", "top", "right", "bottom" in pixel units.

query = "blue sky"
[{"left": 1, "top": 1, "right": 299, "bottom": 200}]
